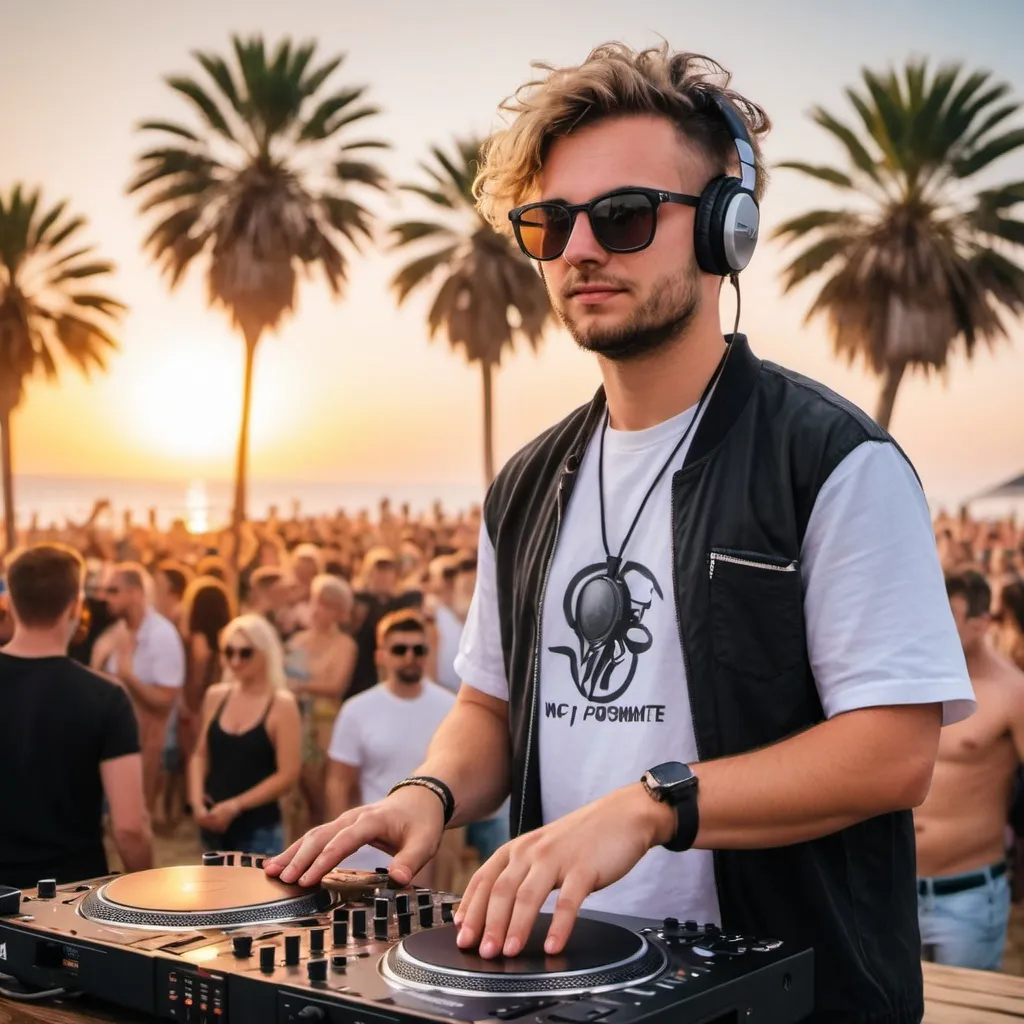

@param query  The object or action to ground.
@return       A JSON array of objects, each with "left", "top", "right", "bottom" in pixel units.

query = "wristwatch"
[{"left": 640, "top": 761, "right": 699, "bottom": 852}]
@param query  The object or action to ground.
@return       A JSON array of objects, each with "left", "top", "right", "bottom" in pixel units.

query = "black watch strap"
[
  {"left": 664, "top": 792, "right": 699, "bottom": 853},
  {"left": 388, "top": 776, "right": 455, "bottom": 826}
]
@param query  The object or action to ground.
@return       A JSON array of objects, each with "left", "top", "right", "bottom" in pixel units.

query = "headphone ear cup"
[{"left": 693, "top": 176, "right": 741, "bottom": 276}]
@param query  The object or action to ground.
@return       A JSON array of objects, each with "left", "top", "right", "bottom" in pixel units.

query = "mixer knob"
[
  {"left": 254, "top": 857, "right": 265, "bottom": 869},
  {"left": 202, "top": 852, "right": 225, "bottom": 866},
  {"left": 332, "top": 955, "right": 347, "bottom": 970},
  {"left": 333, "top": 907, "right": 349, "bottom": 923},
  {"left": 309, "top": 928, "right": 325, "bottom": 954},
  {"left": 398, "top": 913, "right": 412, "bottom": 936},
  {"left": 333, "top": 921, "right": 348, "bottom": 946},
  {"left": 352, "top": 909, "right": 367, "bottom": 938},
  {"left": 232, "top": 935, "right": 253, "bottom": 958},
  {"left": 225, "top": 854, "right": 236, "bottom": 866},
  {"left": 297, "top": 1007, "right": 326, "bottom": 1021},
  {"left": 705, "top": 923, "right": 719, "bottom": 935},
  {"left": 395, "top": 894, "right": 410, "bottom": 916},
  {"left": 417, "top": 891, "right": 432, "bottom": 907},
  {"left": 684, "top": 920, "right": 698, "bottom": 931},
  {"left": 307, "top": 958, "right": 328, "bottom": 984},
  {"left": 240, "top": 854, "right": 253, "bottom": 868},
  {"left": 374, "top": 916, "right": 389, "bottom": 940},
  {"left": 663, "top": 917, "right": 679, "bottom": 931},
  {"left": 36, "top": 879, "right": 57, "bottom": 899},
  {"left": 259, "top": 946, "right": 276, "bottom": 972},
  {"left": 419, "top": 905, "right": 434, "bottom": 929},
  {"left": 285, "top": 934, "right": 301, "bottom": 966},
  {"left": 374, "top": 896, "right": 390, "bottom": 919},
  {"left": 441, "top": 901, "right": 454, "bottom": 923}
]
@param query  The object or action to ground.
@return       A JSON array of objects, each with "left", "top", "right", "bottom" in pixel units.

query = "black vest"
[{"left": 483, "top": 335, "right": 924, "bottom": 1024}]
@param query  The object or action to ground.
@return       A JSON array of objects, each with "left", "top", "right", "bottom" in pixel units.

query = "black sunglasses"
[
  {"left": 223, "top": 646, "right": 256, "bottom": 662},
  {"left": 508, "top": 186, "right": 700, "bottom": 261},
  {"left": 389, "top": 643, "right": 428, "bottom": 658}
]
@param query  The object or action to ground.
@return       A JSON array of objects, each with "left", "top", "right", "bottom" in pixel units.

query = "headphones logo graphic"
[{"left": 736, "top": 220, "right": 758, "bottom": 241}]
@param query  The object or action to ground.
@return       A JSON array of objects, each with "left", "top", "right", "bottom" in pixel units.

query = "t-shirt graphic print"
[{"left": 537, "top": 402, "right": 721, "bottom": 927}]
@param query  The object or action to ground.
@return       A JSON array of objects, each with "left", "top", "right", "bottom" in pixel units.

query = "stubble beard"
[{"left": 553, "top": 261, "right": 702, "bottom": 363}]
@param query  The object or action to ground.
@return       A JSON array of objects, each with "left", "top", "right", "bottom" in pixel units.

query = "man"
[
  {"left": 268, "top": 43, "right": 974, "bottom": 1022},
  {"left": 915, "top": 570, "right": 1024, "bottom": 970},
  {"left": 324, "top": 611, "right": 454, "bottom": 880},
  {"left": 0, "top": 544, "right": 152, "bottom": 886},
  {"left": 153, "top": 559, "right": 193, "bottom": 630},
  {"left": 92, "top": 563, "right": 185, "bottom": 813},
  {"left": 247, "top": 566, "right": 289, "bottom": 635},
  {"left": 349, "top": 547, "right": 401, "bottom": 699}
]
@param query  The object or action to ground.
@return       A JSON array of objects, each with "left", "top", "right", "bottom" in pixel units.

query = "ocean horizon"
[{"left": 7, "top": 475, "right": 486, "bottom": 533}]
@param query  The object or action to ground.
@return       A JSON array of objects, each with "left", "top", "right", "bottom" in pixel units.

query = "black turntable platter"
[
  {"left": 382, "top": 915, "right": 667, "bottom": 997},
  {"left": 79, "top": 866, "right": 332, "bottom": 930}
]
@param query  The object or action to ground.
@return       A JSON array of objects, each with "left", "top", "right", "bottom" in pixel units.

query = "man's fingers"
[
  {"left": 456, "top": 849, "right": 509, "bottom": 950},
  {"left": 388, "top": 831, "right": 441, "bottom": 887},
  {"left": 501, "top": 865, "right": 557, "bottom": 958},
  {"left": 297, "top": 814, "right": 388, "bottom": 886},
  {"left": 544, "top": 872, "right": 595, "bottom": 955},
  {"left": 275, "top": 811, "right": 359, "bottom": 884},
  {"left": 476, "top": 858, "right": 533, "bottom": 959}
]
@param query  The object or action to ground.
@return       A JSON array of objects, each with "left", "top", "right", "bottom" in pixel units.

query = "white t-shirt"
[
  {"left": 104, "top": 607, "right": 185, "bottom": 688},
  {"left": 328, "top": 680, "right": 456, "bottom": 869},
  {"left": 455, "top": 407, "right": 975, "bottom": 924},
  {"left": 434, "top": 604, "right": 465, "bottom": 693}
]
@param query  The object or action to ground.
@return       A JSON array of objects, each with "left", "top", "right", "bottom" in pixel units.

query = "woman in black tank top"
[{"left": 188, "top": 614, "right": 302, "bottom": 856}]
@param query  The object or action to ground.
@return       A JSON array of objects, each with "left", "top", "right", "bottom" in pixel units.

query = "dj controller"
[{"left": 0, "top": 853, "right": 813, "bottom": 1024}]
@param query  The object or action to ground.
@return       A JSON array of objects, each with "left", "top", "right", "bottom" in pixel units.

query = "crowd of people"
[
  {"left": 3, "top": 496, "right": 1024, "bottom": 970},
  {"left": 0, "top": 496, "right": 507, "bottom": 890}
]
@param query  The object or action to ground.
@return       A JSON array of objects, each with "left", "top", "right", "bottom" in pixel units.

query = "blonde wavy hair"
[
  {"left": 473, "top": 42, "right": 771, "bottom": 232},
  {"left": 220, "top": 613, "right": 287, "bottom": 690}
]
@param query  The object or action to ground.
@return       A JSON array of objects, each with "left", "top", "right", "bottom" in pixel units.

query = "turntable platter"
[
  {"left": 80, "top": 866, "right": 333, "bottom": 929},
  {"left": 382, "top": 915, "right": 667, "bottom": 997}
]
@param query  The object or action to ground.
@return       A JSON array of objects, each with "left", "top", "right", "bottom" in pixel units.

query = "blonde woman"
[{"left": 189, "top": 614, "right": 301, "bottom": 855}]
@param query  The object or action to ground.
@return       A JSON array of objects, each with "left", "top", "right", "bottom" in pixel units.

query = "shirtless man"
[{"left": 915, "top": 569, "right": 1024, "bottom": 970}]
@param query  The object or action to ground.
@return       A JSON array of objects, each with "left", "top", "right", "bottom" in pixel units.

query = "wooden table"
[
  {"left": 923, "top": 961, "right": 1024, "bottom": 1021},
  {"left": 4, "top": 962, "right": 1024, "bottom": 1022}
]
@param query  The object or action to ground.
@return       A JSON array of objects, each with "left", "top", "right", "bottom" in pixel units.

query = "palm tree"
[
  {"left": 0, "top": 185, "right": 123, "bottom": 551},
  {"left": 389, "top": 138, "right": 551, "bottom": 485},
  {"left": 774, "top": 60, "right": 1024, "bottom": 429},
  {"left": 129, "top": 35, "right": 388, "bottom": 534}
]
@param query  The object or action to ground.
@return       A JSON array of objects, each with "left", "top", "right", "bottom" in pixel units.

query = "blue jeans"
[
  {"left": 466, "top": 815, "right": 510, "bottom": 863},
  {"left": 918, "top": 863, "right": 1010, "bottom": 971}
]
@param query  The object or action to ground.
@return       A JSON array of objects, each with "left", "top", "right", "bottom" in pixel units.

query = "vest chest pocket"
[{"left": 708, "top": 548, "right": 805, "bottom": 679}]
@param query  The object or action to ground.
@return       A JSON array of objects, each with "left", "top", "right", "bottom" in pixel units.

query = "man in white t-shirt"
[
  {"left": 325, "top": 610, "right": 455, "bottom": 877},
  {"left": 269, "top": 44, "right": 974, "bottom": 1022},
  {"left": 92, "top": 563, "right": 185, "bottom": 813}
]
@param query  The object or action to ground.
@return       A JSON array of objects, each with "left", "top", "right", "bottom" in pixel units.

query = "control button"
[
  {"left": 441, "top": 901, "right": 454, "bottom": 923},
  {"left": 395, "top": 894, "right": 410, "bottom": 916},
  {"left": 704, "top": 923, "right": 719, "bottom": 935},
  {"left": 655, "top": 982, "right": 677, "bottom": 990},
  {"left": 225, "top": 854, "right": 235, "bottom": 866},
  {"left": 240, "top": 854, "right": 253, "bottom": 868},
  {"left": 307, "top": 958, "right": 328, "bottom": 984},
  {"left": 417, "top": 891, "right": 432, "bottom": 907},
  {"left": 419, "top": 905, "right": 434, "bottom": 928},
  {"left": 36, "top": 879, "right": 57, "bottom": 899},
  {"left": 684, "top": 920, "right": 698, "bottom": 931},
  {"left": 352, "top": 909, "right": 367, "bottom": 938},
  {"left": 332, "top": 955, "right": 347, "bottom": 970},
  {"left": 623, "top": 988, "right": 657, "bottom": 997},
  {"left": 397, "top": 912, "right": 412, "bottom": 936},
  {"left": 375, "top": 865, "right": 388, "bottom": 873},
  {"left": 296, "top": 1007, "right": 326, "bottom": 1021},
  {"left": 259, "top": 946, "right": 276, "bottom": 972},
  {"left": 202, "top": 852, "right": 225, "bottom": 866},
  {"left": 309, "top": 928, "right": 325, "bottom": 954},
  {"left": 232, "top": 936, "right": 253, "bottom": 958},
  {"left": 333, "top": 921, "right": 348, "bottom": 946},
  {"left": 333, "top": 907, "right": 349, "bottom": 923},
  {"left": 374, "top": 916, "right": 389, "bottom": 940},
  {"left": 374, "top": 896, "right": 390, "bottom": 918},
  {"left": 662, "top": 917, "right": 679, "bottom": 930},
  {"left": 546, "top": 1001, "right": 613, "bottom": 1022},
  {"left": 751, "top": 938, "right": 783, "bottom": 952},
  {"left": 74, "top": 884, "right": 92, "bottom": 892},
  {"left": 254, "top": 857, "right": 265, "bottom": 869},
  {"left": 285, "top": 934, "right": 301, "bottom": 965}
]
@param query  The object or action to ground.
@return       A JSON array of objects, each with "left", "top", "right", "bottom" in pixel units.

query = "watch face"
[{"left": 650, "top": 762, "right": 694, "bottom": 788}]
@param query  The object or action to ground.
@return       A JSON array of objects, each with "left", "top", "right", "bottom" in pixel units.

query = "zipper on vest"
[
  {"left": 518, "top": 457, "right": 573, "bottom": 837},
  {"left": 708, "top": 551, "right": 798, "bottom": 579}
]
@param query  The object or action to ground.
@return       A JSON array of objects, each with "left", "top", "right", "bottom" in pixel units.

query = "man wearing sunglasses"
[{"left": 269, "top": 42, "right": 974, "bottom": 1022}]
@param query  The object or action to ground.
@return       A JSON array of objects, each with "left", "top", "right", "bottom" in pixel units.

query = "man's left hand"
[{"left": 454, "top": 782, "right": 675, "bottom": 959}]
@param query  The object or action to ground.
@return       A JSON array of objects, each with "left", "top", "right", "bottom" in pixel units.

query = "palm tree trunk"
[
  {"left": 481, "top": 359, "right": 495, "bottom": 485},
  {"left": 874, "top": 360, "right": 907, "bottom": 431},
  {"left": 231, "top": 329, "right": 259, "bottom": 578},
  {"left": 0, "top": 404, "right": 14, "bottom": 553}
]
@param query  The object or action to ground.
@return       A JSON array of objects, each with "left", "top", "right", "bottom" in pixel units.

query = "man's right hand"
[{"left": 264, "top": 784, "right": 446, "bottom": 888}]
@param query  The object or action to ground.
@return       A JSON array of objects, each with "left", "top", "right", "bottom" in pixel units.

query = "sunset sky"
[{"left": 4, "top": 0, "right": 1024, "bottom": 513}]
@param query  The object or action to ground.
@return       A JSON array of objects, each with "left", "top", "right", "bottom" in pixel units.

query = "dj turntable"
[{"left": 0, "top": 854, "right": 813, "bottom": 1024}]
